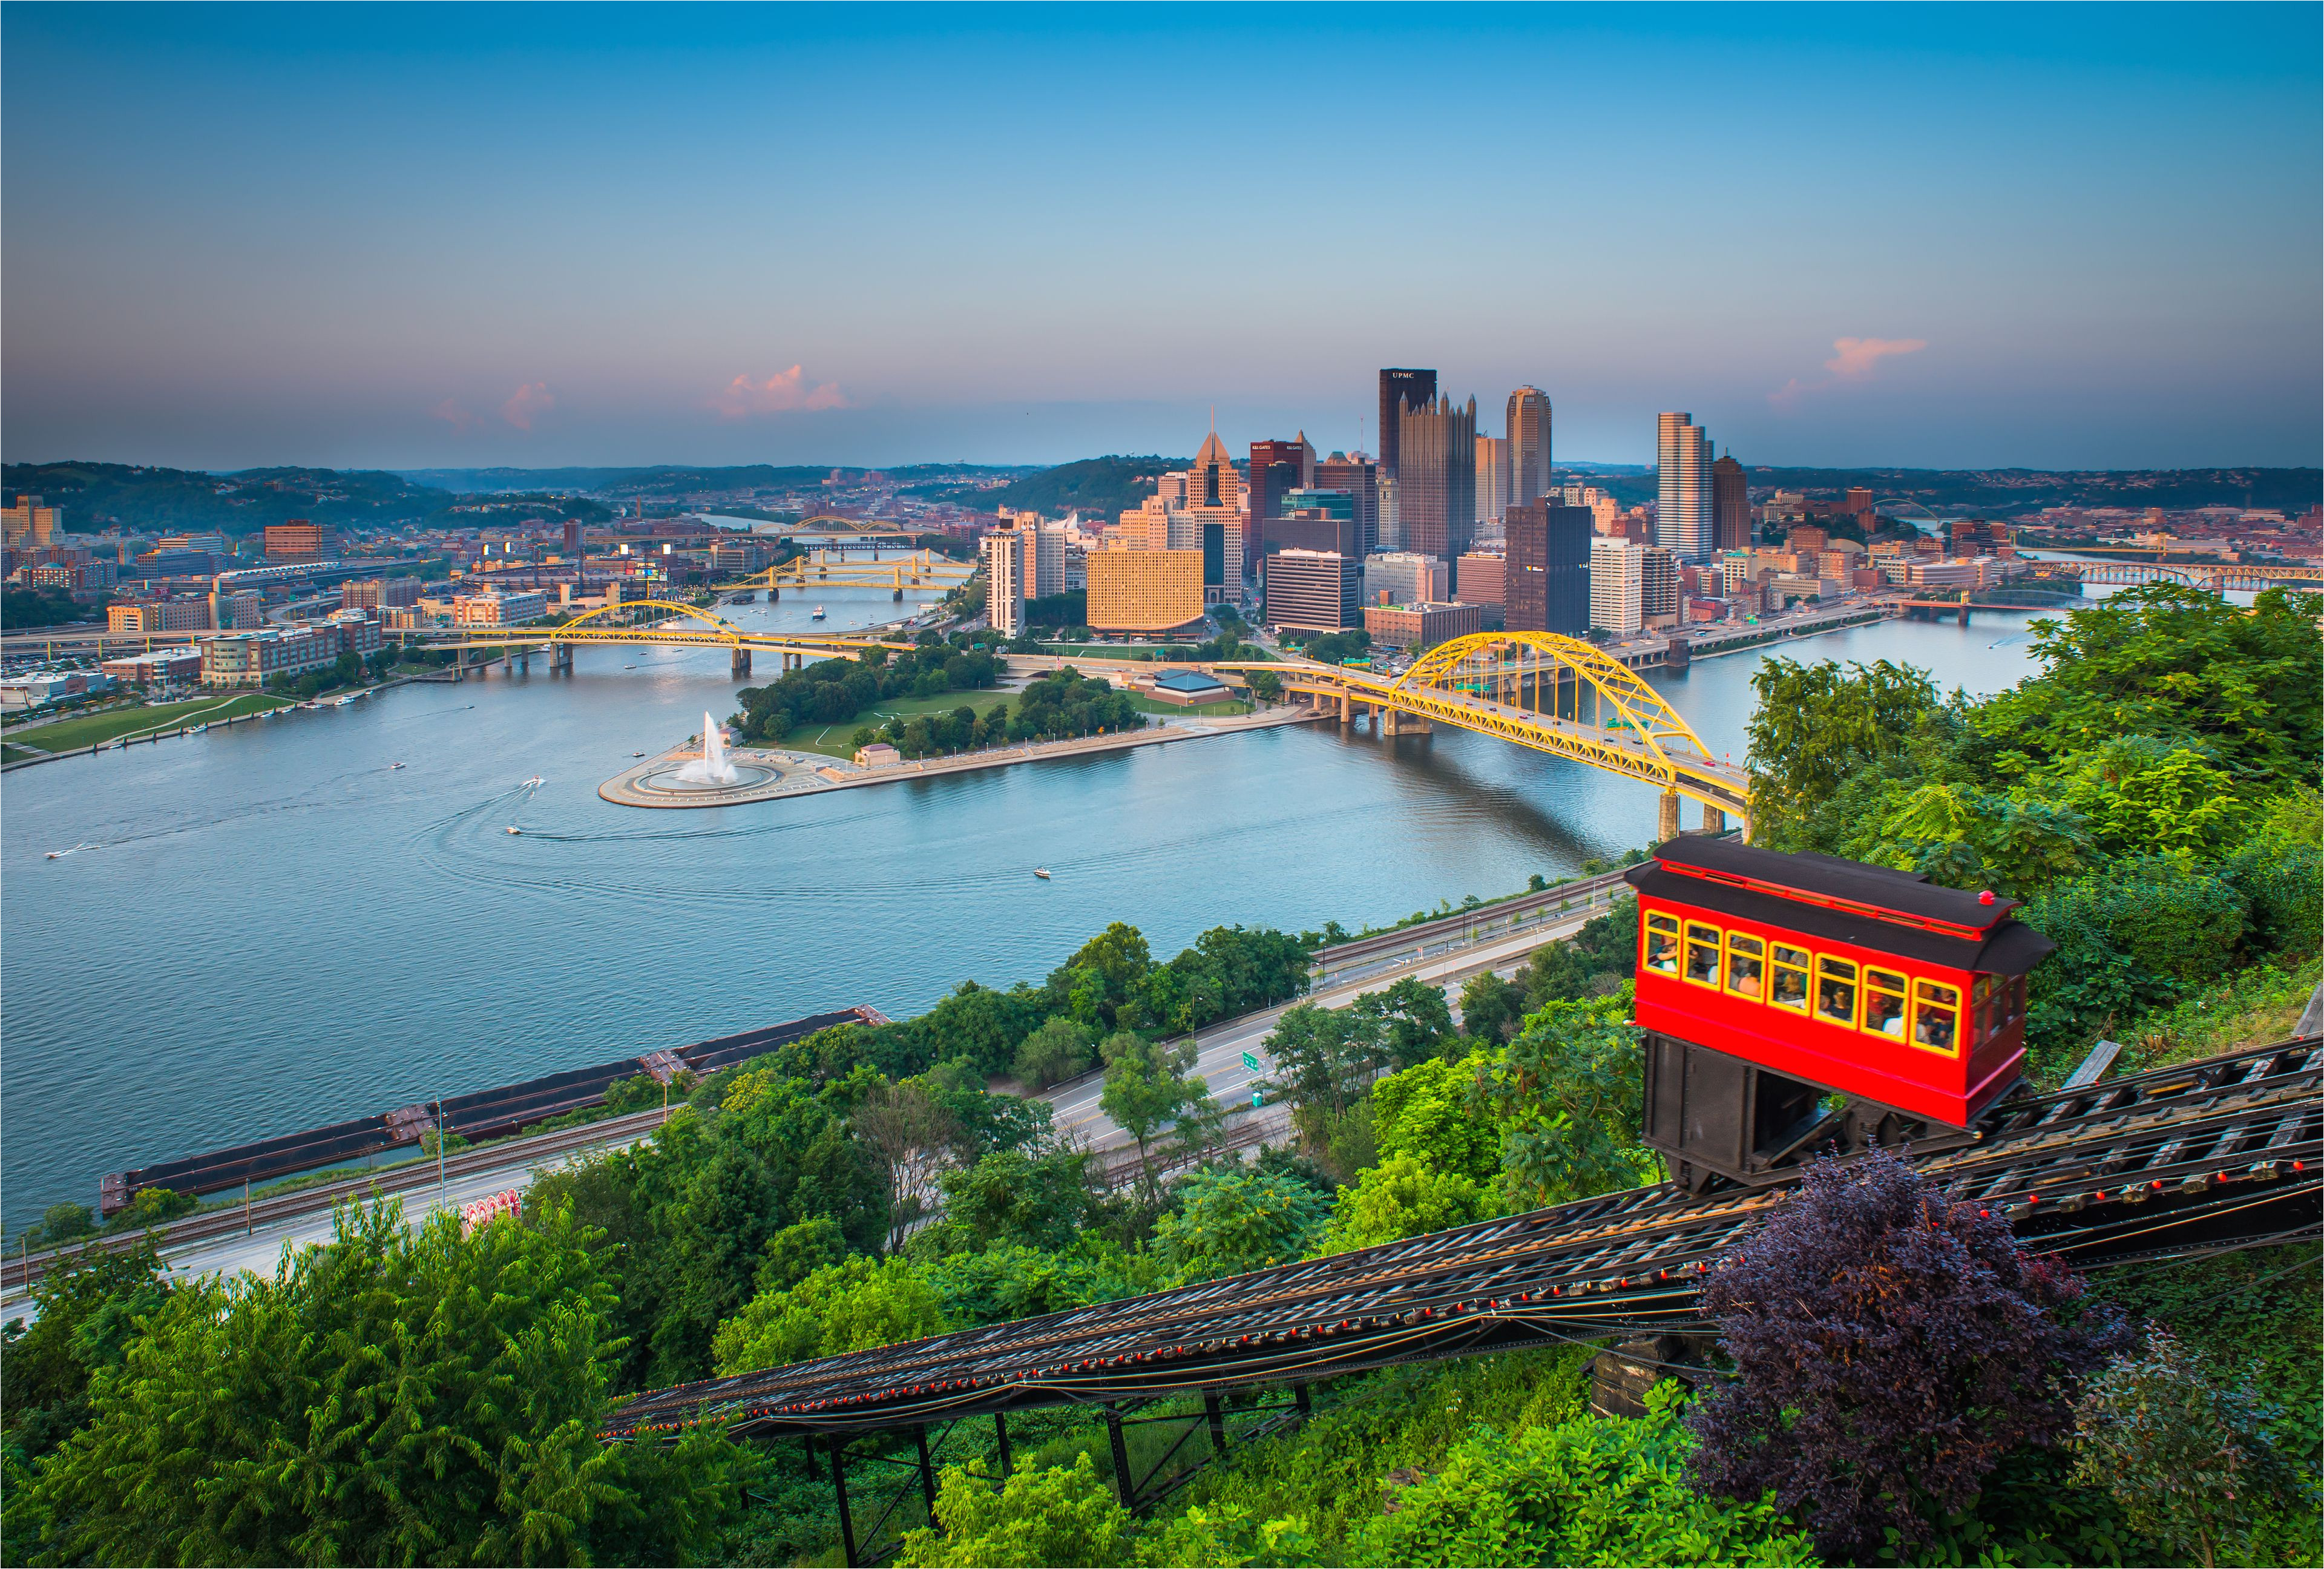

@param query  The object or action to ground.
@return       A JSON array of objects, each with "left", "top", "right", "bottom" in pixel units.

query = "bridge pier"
[
  {"left": 1658, "top": 788, "right": 1681, "bottom": 844},
  {"left": 731, "top": 648, "right": 752, "bottom": 680},
  {"left": 768, "top": 585, "right": 780, "bottom": 601},
  {"left": 1704, "top": 806, "right": 1725, "bottom": 836},
  {"left": 553, "top": 643, "right": 573, "bottom": 673}
]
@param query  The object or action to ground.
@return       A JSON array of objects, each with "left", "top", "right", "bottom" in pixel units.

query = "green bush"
[{"left": 895, "top": 1453, "right": 1133, "bottom": 1568}]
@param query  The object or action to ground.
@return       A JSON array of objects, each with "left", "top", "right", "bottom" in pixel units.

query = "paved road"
[{"left": 1046, "top": 909, "right": 1601, "bottom": 1145}]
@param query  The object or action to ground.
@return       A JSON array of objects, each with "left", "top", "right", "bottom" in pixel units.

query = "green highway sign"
[{"left": 1241, "top": 1051, "right": 1261, "bottom": 1072}]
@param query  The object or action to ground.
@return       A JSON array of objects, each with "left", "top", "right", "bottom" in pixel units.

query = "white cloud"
[{"left": 710, "top": 366, "right": 849, "bottom": 419}]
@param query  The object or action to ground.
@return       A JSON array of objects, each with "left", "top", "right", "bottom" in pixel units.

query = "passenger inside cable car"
[
  {"left": 1915, "top": 980, "right": 1961, "bottom": 1050},
  {"left": 1725, "top": 935, "right": 1764, "bottom": 999},
  {"left": 1815, "top": 957, "right": 1857, "bottom": 1025},
  {"left": 1685, "top": 923, "right": 1720, "bottom": 984},
  {"left": 1645, "top": 916, "right": 1679, "bottom": 975},
  {"left": 1864, "top": 967, "right": 1908, "bottom": 1038}
]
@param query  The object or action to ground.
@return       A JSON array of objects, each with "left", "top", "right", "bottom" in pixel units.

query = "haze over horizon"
[{"left": 5, "top": 3, "right": 2318, "bottom": 475}]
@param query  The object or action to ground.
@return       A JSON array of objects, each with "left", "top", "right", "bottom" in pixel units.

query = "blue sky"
[{"left": 4, "top": 3, "right": 2317, "bottom": 472}]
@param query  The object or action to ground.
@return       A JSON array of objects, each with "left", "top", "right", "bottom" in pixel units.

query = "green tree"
[
  {"left": 1048, "top": 921, "right": 1154, "bottom": 1032},
  {"left": 2070, "top": 1329, "right": 2304, "bottom": 1568},
  {"left": 1014, "top": 1016, "right": 1097, "bottom": 1088},
  {"left": 18, "top": 1201, "right": 739, "bottom": 1567},
  {"left": 1316, "top": 1155, "right": 1493, "bottom": 1254},
  {"left": 895, "top": 1454, "right": 1133, "bottom": 1568},
  {"left": 1479, "top": 993, "right": 1648, "bottom": 1205},
  {"left": 1247, "top": 668, "right": 1283, "bottom": 704},
  {"left": 0, "top": 1239, "right": 171, "bottom": 1462},
  {"left": 753, "top": 1214, "right": 849, "bottom": 1293},
  {"left": 1455, "top": 969, "right": 1527, "bottom": 1045},
  {"left": 37, "top": 1202, "right": 94, "bottom": 1244},
  {"left": 714, "top": 1255, "right": 948, "bottom": 1375},
  {"left": 1259, "top": 1002, "right": 1386, "bottom": 1137},
  {"left": 937, "top": 1143, "right": 1097, "bottom": 1252},
  {"left": 1350, "top": 976, "right": 1458, "bottom": 1069},
  {"left": 1097, "top": 1033, "right": 1223, "bottom": 1203},
  {"left": 1154, "top": 1165, "right": 1331, "bottom": 1286},
  {"left": 1371, "top": 1053, "right": 1501, "bottom": 1186},
  {"left": 1746, "top": 657, "right": 1942, "bottom": 849}
]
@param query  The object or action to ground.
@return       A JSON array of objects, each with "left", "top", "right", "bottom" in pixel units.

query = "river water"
[{"left": 0, "top": 597, "right": 2059, "bottom": 1228}]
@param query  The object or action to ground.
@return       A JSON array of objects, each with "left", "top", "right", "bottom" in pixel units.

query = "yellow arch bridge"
[
  {"left": 716, "top": 548, "right": 976, "bottom": 600},
  {"left": 413, "top": 600, "right": 912, "bottom": 680},
  {"left": 1245, "top": 631, "right": 1754, "bottom": 840}
]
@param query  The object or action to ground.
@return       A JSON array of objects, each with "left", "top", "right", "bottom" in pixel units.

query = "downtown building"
[
  {"left": 1474, "top": 435, "right": 1510, "bottom": 531},
  {"left": 1313, "top": 453, "right": 1380, "bottom": 556},
  {"left": 1656, "top": 413, "right": 1713, "bottom": 561},
  {"left": 1712, "top": 454, "right": 1750, "bottom": 553},
  {"left": 1505, "top": 501, "right": 1592, "bottom": 637},
  {"left": 1262, "top": 548, "right": 1360, "bottom": 633},
  {"left": 1086, "top": 549, "right": 1205, "bottom": 634},
  {"left": 980, "top": 527, "right": 1029, "bottom": 637},
  {"left": 1506, "top": 387, "right": 1553, "bottom": 509},
  {"left": 1246, "top": 435, "right": 1315, "bottom": 580},
  {"left": 1396, "top": 393, "right": 1478, "bottom": 567},
  {"left": 1376, "top": 367, "right": 1436, "bottom": 479}
]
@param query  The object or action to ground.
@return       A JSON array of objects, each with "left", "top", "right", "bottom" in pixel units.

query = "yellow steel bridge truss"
[
  {"left": 422, "top": 599, "right": 908, "bottom": 659},
  {"left": 1252, "top": 631, "right": 1753, "bottom": 831},
  {"left": 716, "top": 549, "right": 975, "bottom": 596}
]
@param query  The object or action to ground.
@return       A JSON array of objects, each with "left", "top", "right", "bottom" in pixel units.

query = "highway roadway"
[{"left": 2, "top": 900, "right": 1607, "bottom": 1324}]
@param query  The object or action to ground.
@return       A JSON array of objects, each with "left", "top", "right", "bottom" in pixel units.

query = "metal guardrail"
[{"left": 1310, "top": 869, "right": 1633, "bottom": 984}]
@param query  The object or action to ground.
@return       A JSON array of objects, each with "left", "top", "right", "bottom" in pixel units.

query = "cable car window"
[
  {"left": 1973, "top": 976, "right": 2000, "bottom": 1039},
  {"left": 1863, "top": 967, "right": 1908, "bottom": 1038},
  {"left": 1770, "top": 944, "right": 1811, "bottom": 1011},
  {"left": 1814, "top": 956, "right": 1858, "bottom": 1027},
  {"left": 1725, "top": 933, "right": 1765, "bottom": 999},
  {"left": 1643, "top": 913, "right": 1679, "bottom": 975},
  {"left": 1914, "top": 979, "right": 1963, "bottom": 1054},
  {"left": 2007, "top": 975, "right": 2026, "bottom": 1027},
  {"left": 1684, "top": 923, "right": 1722, "bottom": 986}
]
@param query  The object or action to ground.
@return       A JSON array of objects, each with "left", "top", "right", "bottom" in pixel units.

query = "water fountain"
[{"left": 673, "top": 711, "right": 741, "bottom": 786}]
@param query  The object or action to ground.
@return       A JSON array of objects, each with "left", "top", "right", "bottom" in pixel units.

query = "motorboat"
[
  {"left": 522, "top": 775, "right": 545, "bottom": 788},
  {"left": 506, "top": 826, "right": 522, "bottom": 835},
  {"left": 812, "top": 606, "right": 827, "bottom": 620},
  {"left": 390, "top": 761, "right": 406, "bottom": 770},
  {"left": 1033, "top": 867, "right": 1051, "bottom": 880},
  {"left": 632, "top": 751, "right": 646, "bottom": 758}
]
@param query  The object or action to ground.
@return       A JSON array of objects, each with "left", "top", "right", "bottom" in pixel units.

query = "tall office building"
[
  {"left": 1023, "top": 521, "right": 1065, "bottom": 600},
  {"left": 1474, "top": 435, "right": 1510, "bottom": 529},
  {"left": 1188, "top": 428, "right": 1243, "bottom": 511},
  {"left": 980, "top": 527, "right": 1028, "bottom": 637},
  {"left": 1396, "top": 393, "right": 1477, "bottom": 565},
  {"left": 3, "top": 495, "right": 58, "bottom": 548},
  {"left": 1375, "top": 476, "right": 1400, "bottom": 550},
  {"left": 1505, "top": 388, "right": 1552, "bottom": 508},
  {"left": 1262, "top": 548, "right": 1359, "bottom": 633},
  {"left": 1656, "top": 413, "right": 1713, "bottom": 561},
  {"left": 1589, "top": 537, "right": 1645, "bottom": 635},
  {"left": 1315, "top": 453, "right": 1380, "bottom": 556},
  {"left": 1087, "top": 549, "right": 1204, "bottom": 633},
  {"left": 1505, "top": 501, "right": 1592, "bottom": 636},
  {"left": 1377, "top": 367, "right": 1436, "bottom": 478},
  {"left": 1247, "top": 438, "right": 1308, "bottom": 578},
  {"left": 1642, "top": 545, "right": 1680, "bottom": 625},
  {"left": 1262, "top": 490, "right": 1363, "bottom": 565},
  {"left": 1712, "top": 454, "right": 1750, "bottom": 553}
]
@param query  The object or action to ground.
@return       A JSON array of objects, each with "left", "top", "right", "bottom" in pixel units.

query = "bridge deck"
[{"left": 605, "top": 1036, "right": 2320, "bottom": 1441}]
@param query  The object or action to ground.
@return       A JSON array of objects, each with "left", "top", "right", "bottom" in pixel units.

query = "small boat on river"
[{"left": 1033, "top": 867, "right": 1051, "bottom": 880}]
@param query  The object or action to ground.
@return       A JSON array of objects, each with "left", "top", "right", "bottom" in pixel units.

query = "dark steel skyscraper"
[
  {"left": 1395, "top": 393, "right": 1476, "bottom": 564},
  {"left": 1506, "top": 387, "right": 1553, "bottom": 508},
  {"left": 1377, "top": 368, "right": 1436, "bottom": 478},
  {"left": 1315, "top": 453, "right": 1379, "bottom": 555},
  {"left": 1712, "top": 453, "right": 1750, "bottom": 553},
  {"left": 1247, "top": 439, "right": 1307, "bottom": 579},
  {"left": 1505, "top": 501, "right": 1592, "bottom": 636}
]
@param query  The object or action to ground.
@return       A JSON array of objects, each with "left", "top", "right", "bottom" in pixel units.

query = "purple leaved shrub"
[{"left": 1686, "top": 1148, "right": 2132, "bottom": 1558}]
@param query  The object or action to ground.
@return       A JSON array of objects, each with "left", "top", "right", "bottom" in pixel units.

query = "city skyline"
[{"left": 4, "top": 3, "right": 2320, "bottom": 473}]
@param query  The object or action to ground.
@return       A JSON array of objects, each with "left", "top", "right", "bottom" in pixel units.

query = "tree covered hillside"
[{"left": 0, "top": 461, "right": 448, "bottom": 535}]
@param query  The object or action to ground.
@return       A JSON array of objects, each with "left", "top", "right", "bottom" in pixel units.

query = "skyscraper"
[
  {"left": 1247, "top": 438, "right": 1308, "bottom": 579},
  {"left": 1396, "top": 393, "right": 1477, "bottom": 565},
  {"left": 1377, "top": 367, "right": 1436, "bottom": 479},
  {"left": 1315, "top": 452, "right": 1379, "bottom": 556},
  {"left": 1189, "top": 427, "right": 1242, "bottom": 511},
  {"left": 1504, "top": 501, "right": 1592, "bottom": 636},
  {"left": 1712, "top": 453, "right": 1750, "bottom": 553},
  {"left": 1589, "top": 537, "right": 1644, "bottom": 635},
  {"left": 1505, "top": 387, "right": 1552, "bottom": 508},
  {"left": 1474, "top": 435, "right": 1510, "bottom": 529},
  {"left": 1656, "top": 413, "right": 1713, "bottom": 561},
  {"left": 980, "top": 527, "right": 1026, "bottom": 637}
]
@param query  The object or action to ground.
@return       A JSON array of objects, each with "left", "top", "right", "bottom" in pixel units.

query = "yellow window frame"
[
  {"left": 1682, "top": 922, "right": 1724, "bottom": 989},
  {"left": 1911, "top": 979, "right": 1965, "bottom": 1058},
  {"left": 1725, "top": 932, "right": 1767, "bottom": 1001},
  {"left": 1768, "top": 944, "right": 1811, "bottom": 1012},
  {"left": 1814, "top": 955, "right": 1859, "bottom": 1028},
  {"left": 1642, "top": 912, "right": 1681, "bottom": 976},
  {"left": 1862, "top": 967, "right": 1909, "bottom": 1040}
]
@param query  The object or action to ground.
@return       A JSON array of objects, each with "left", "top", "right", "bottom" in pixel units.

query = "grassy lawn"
[
  {"left": 1, "top": 692, "right": 290, "bottom": 755},
  {"left": 1125, "top": 694, "right": 1253, "bottom": 718},
  {"left": 784, "top": 688, "right": 1014, "bottom": 759}
]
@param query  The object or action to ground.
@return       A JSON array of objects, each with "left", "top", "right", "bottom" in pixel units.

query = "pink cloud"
[
  {"left": 501, "top": 381, "right": 554, "bottom": 432},
  {"left": 1825, "top": 337, "right": 1928, "bottom": 380},
  {"left": 710, "top": 366, "right": 849, "bottom": 419},
  {"left": 1770, "top": 336, "right": 1928, "bottom": 409},
  {"left": 431, "top": 398, "right": 481, "bottom": 433}
]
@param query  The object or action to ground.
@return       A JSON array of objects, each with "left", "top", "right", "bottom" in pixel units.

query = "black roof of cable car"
[{"left": 1624, "top": 840, "right": 2055, "bottom": 974}]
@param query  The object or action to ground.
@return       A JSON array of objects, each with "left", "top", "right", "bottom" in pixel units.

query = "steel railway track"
[{"left": 605, "top": 1038, "right": 2320, "bottom": 1441}]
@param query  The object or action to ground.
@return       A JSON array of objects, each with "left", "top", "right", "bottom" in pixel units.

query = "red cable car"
[{"left": 1623, "top": 837, "right": 2053, "bottom": 1194}]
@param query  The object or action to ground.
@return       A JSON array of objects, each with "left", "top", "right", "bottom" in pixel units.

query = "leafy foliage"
[
  {"left": 1476, "top": 992, "right": 1648, "bottom": 1206},
  {"left": 1370, "top": 1053, "right": 1500, "bottom": 1186},
  {"left": 895, "top": 1453, "right": 1135, "bottom": 1568},
  {"left": 1357, "top": 1384, "right": 1819, "bottom": 1567},
  {"left": 2069, "top": 1329, "right": 2307, "bottom": 1568},
  {"left": 713, "top": 1254, "right": 947, "bottom": 1374},
  {"left": 1154, "top": 1165, "right": 1330, "bottom": 1286},
  {"left": 735, "top": 643, "right": 1001, "bottom": 743},
  {"left": 1315, "top": 1155, "right": 1492, "bottom": 1254},
  {"left": 0, "top": 1241, "right": 171, "bottom": 1462},
  {"left": 1687, "top": 1150, "right": 2133, "bottom": 1559},
  {"left": 13, "top": 1202, "right": 740, "bottom": 1567},
  {"left": 1100, "top": 1032, "right": 1224, "bottom": 1202}
]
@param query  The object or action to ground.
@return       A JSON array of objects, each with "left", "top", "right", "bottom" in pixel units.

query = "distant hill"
[
  {"left": 1735, "top": 465, "right": 2320, "bottom": 515},
  {"left": 977, "top": 455, "right": 1190, "bottom": 520},
  {"left": 1, "top": 461, "right": 448, "bottom": 535},
  {"left": 397, "top": 464, "right": 1020, "bottom": 498}
]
